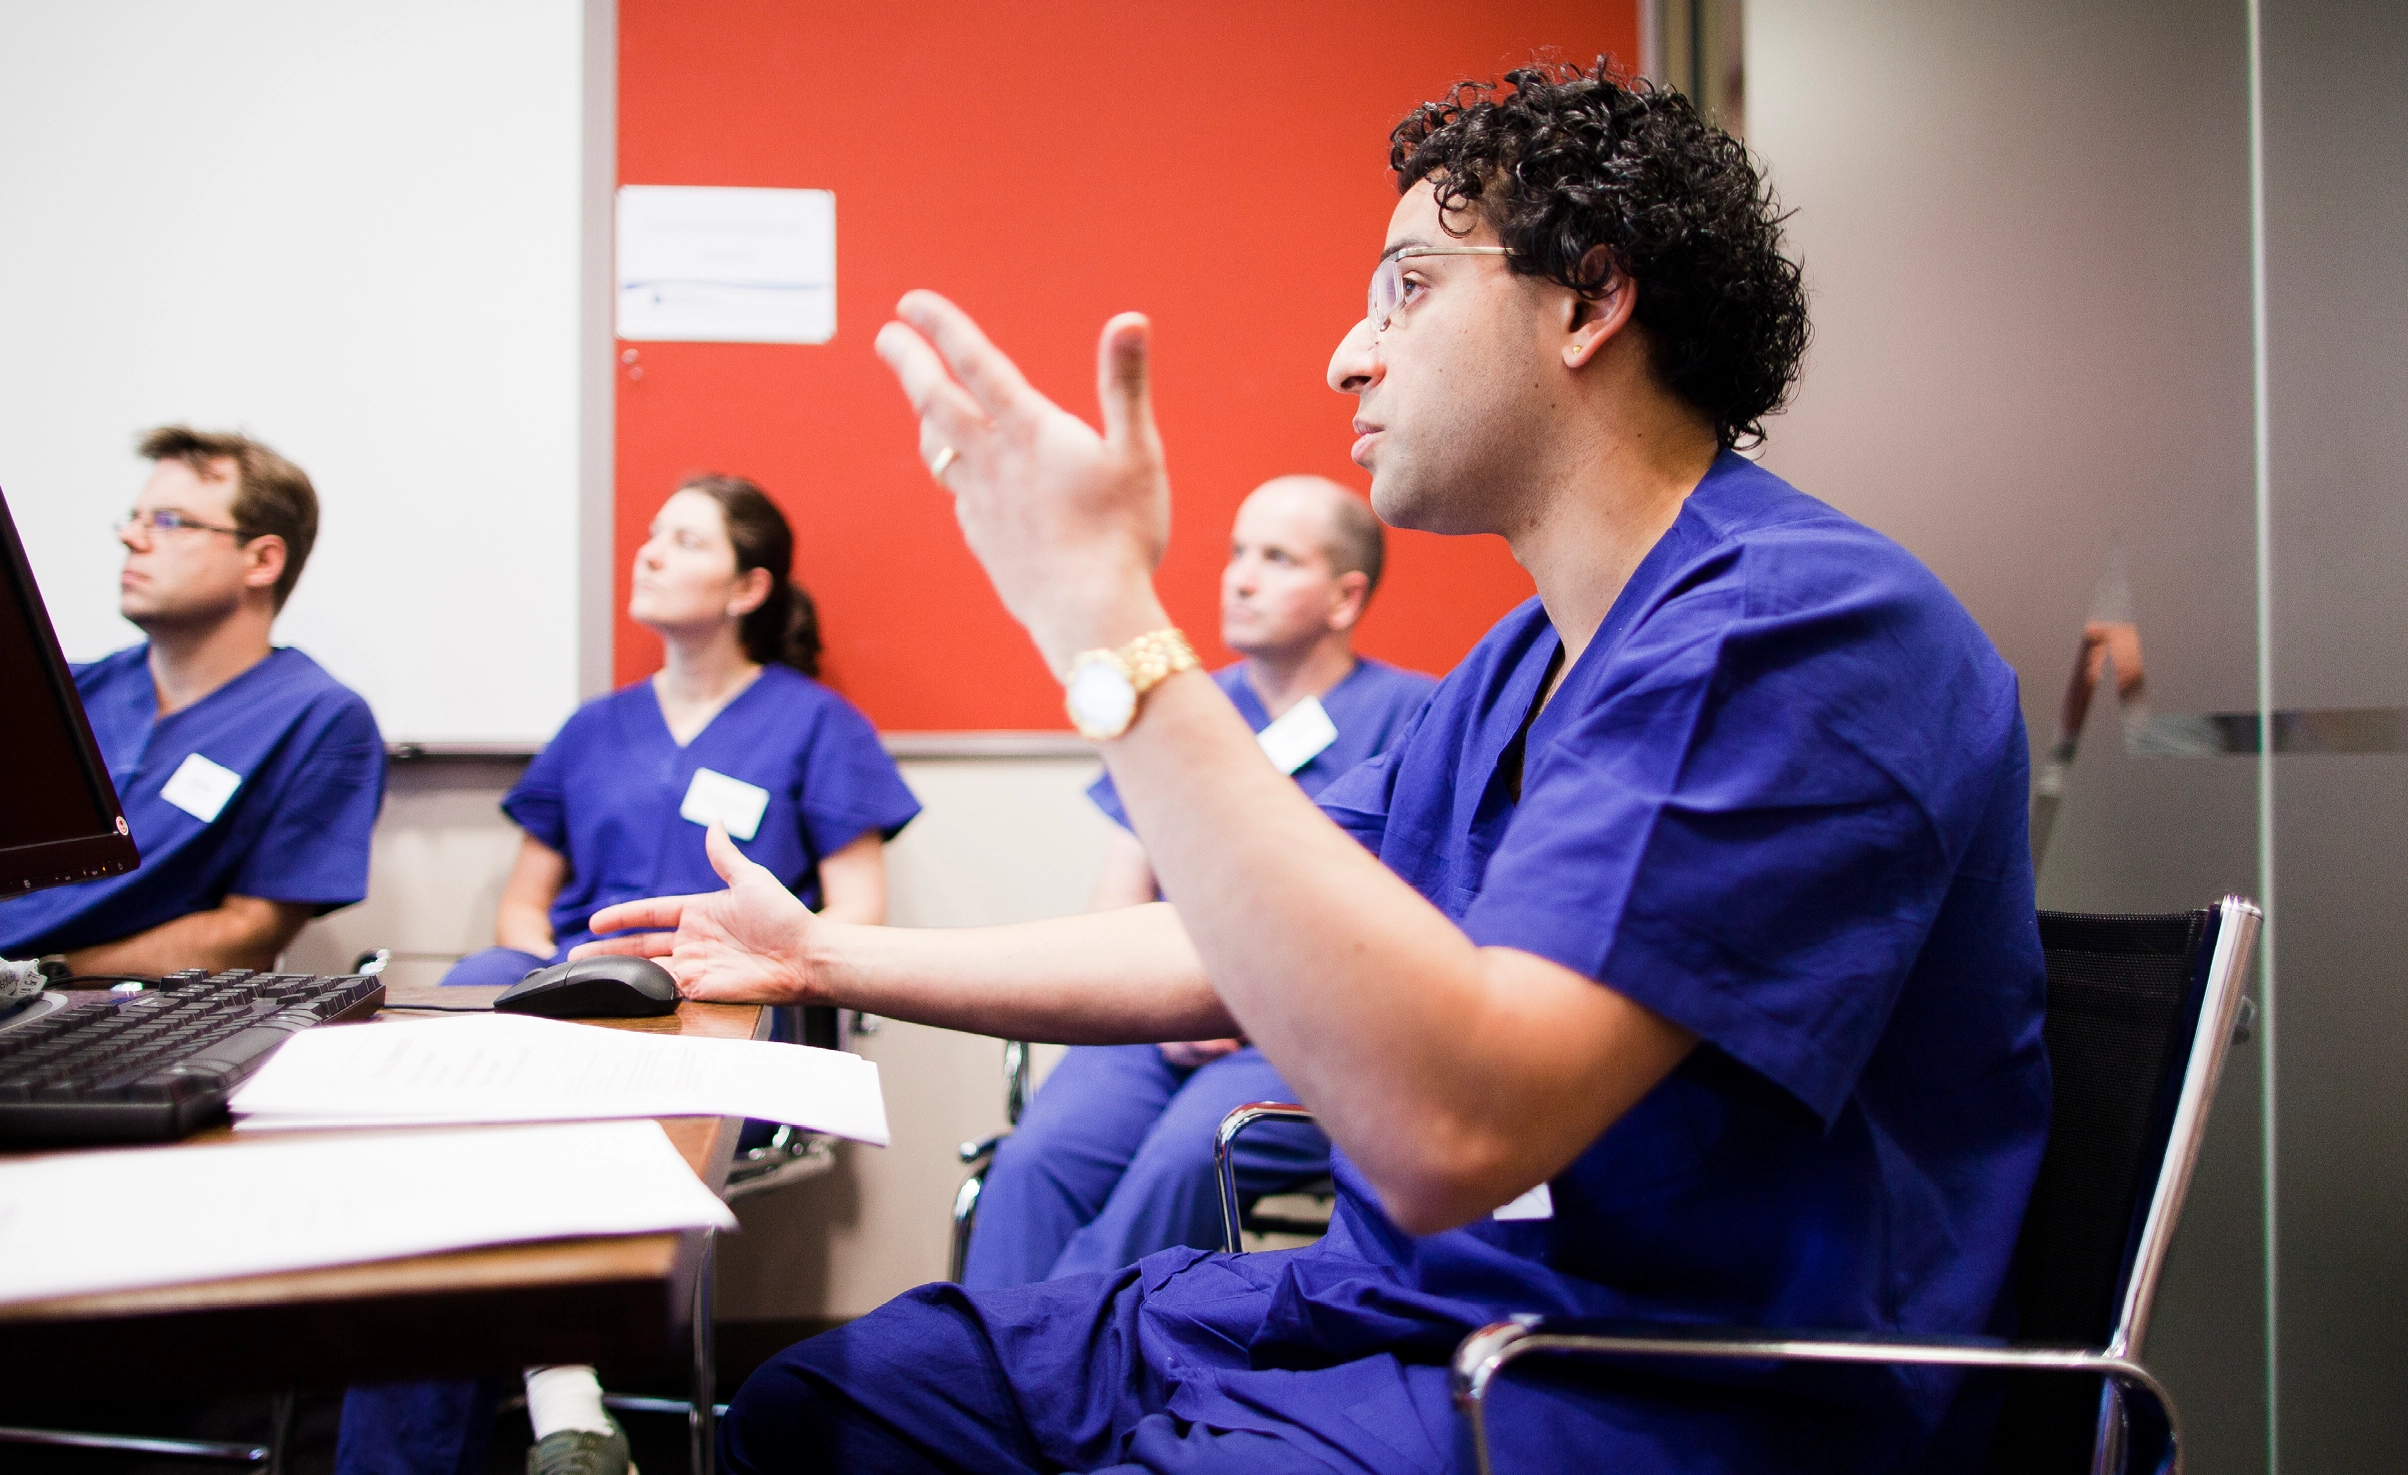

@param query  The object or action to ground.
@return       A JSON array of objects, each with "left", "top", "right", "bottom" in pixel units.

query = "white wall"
[{"left": 0, "top": 1, "right": 604, "bottom": 744}]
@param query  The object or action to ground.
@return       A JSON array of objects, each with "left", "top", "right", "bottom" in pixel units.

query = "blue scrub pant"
[
  {"left": 721, "top": 1249, "right": 1862, "bottom": 1475},
  {"left": 440, "top": 945, "right": 552, "bottom": 989},
  {"left": 959, "top": 1044, "right": 1328, "bottom": 1291},
  {"left": 334, "top": 1378, "right": 504, "bottom": 1475}
]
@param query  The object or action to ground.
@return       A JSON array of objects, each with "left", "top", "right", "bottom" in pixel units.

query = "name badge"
[
  {"left": 160, "top": 751, "right": 243, "bottom": 823},
  {"left": 1493, "top": 1182, "right": 1554, "bottom": 1222},
  {"left": 1255, "top": 695, "right": 1339, "bottom": 775},
  {"left": 678, "top": 768, "right": 771, "bottom": 842}
]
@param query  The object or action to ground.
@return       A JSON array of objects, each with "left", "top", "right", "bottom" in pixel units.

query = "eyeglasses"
[
  {"left": 114, "top": 509, "right": 248, "bottom": 541},
  {"left": 1366, "top": 246, "right": 1512, "bottom": 333}
]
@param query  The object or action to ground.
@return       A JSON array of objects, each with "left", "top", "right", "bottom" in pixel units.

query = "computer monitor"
[{"left": 0, "top": 484, "right": 139, "bottom": 895}]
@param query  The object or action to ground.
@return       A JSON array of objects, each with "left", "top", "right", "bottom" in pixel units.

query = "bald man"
[{"left": 960, "top": 476, "right": 1437, "bottom": 1290}]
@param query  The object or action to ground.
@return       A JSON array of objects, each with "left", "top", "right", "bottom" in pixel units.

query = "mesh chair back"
[{"left": 1988, "top": 907, "right": 2217, "bottom": 1471}]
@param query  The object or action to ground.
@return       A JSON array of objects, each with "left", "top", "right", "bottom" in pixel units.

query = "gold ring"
[{"left": 929, "top": 446, "right": 960, "bottom": 482}]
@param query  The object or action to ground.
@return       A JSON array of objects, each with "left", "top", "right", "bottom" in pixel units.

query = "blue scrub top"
[
  {"left": 0, "top": 645, "right": 386, "bottom": 958},
  {"left": 1086, "top": 658, "right": 1436, "bottom": 829},
  {"left": 506, "top": 664, "right": 920, "bottom": 951},
  {"left": 1209, "top": 452, "right": 2049, "bottom": 1457}
]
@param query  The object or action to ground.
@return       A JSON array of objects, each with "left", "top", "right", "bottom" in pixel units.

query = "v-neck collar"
[
  {"left": 1491, "top": 453, "right": 1741, "bottom": 791},
  {"left": 134, "top": 646, "right": 288, "bottom": 770},
  {"left": 1237, "top": 656, "right": 1364, "bottom": 730},
  {"left": 646, "top": 666, "right": 772, "bottom": 752}
]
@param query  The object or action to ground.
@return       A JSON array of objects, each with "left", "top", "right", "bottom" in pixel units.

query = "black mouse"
[{"left": 493, "top": 954, "right": 680, "bottom": 1018}]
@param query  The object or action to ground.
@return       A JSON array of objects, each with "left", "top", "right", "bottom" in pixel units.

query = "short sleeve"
[
  {"left": 1459, "top": 576, "right": 1964, "bottom": 1124},
  {"left": 795, "top": 696, "right": 921, "bottom": 858},
  {"left": 502, "top": 715, "right": 581, "bottom": 853},
  {"left": 1313, "top": 750, "right": 1398, "bottom": 855},
  {"left": 227, "top": 696, "right": 389, "bottom": 910}
]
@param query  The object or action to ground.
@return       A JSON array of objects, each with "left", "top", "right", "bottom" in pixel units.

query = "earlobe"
[
  {"left": 1561, "top": 249, "right": 1632, "bottom": 369},
  {"left": 1563, "top": 281, "right": 1630, "bottom": 369}
]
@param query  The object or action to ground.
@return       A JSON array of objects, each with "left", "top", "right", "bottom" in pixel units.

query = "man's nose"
[{"left": 1327, "top": 318, "right": 1377, "bottom": 394}]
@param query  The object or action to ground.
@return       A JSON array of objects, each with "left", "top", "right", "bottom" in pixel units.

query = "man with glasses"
[
  {"left": 582, "top": 61, "right": 2047, "bottom": 1475},
  {"left": 0, "top": 427, "right": 384, "bottom": 975}
]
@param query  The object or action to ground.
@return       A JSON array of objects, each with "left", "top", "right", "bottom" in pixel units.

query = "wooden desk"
[{"left": 0, "top": 985, "right": 769, "bottom": 1395}]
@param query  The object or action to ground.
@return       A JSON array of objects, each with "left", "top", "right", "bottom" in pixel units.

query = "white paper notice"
[
  {"left": 616, "top": 185, "right": 836, "bottom": 344},
  {"left": 1256, "top": 696, "right": 1339, "bottom": 775},
  {"left": 679, "top": 767, "right": 771, "bottom": 842},
  {"left": 228, "top": 1013, "right": 888, "bottom": 1146},
  {"left": 0, "top": 1120, "right": 735, "bottom": 1307},
  {"left": 160, "top": 752, "right": 243, "bottom": 823}
]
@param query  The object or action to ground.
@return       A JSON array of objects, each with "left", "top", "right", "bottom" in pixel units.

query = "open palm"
[{"left": 576, "top": 824, "right": 819, "bottom": 1004}]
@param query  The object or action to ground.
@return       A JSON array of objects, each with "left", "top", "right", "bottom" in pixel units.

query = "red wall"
[{"left": 616, "top": 3, "right": 1640, "bottom": 728}]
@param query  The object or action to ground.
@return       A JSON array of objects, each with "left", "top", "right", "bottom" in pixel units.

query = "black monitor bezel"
[{"left": 0, "top": 483, "right": 140, "bottom": 897}]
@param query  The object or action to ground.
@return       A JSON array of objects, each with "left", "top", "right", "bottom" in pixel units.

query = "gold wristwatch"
[{"left": 1064, "top": 629, "right": 1199, "bottom": 741}]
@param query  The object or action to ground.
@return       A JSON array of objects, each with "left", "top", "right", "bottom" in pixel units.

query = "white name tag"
[
  {"left": 159, "top": 751, "right": 243, "bottom": 823},
  {"left": 1494, "top": 1182, "right": 1554, "bottom": 1222},
  {"left": 678, "top": 767, "right": 770, "bottom": 842},
  {"left": 1255, "top": 695, "right": 1339, "bottom": 775}
]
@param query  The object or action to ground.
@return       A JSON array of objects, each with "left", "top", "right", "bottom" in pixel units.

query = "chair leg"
[
  {"left": 690, "top": 1229, "right": 717, "bottom": 1475},
  {"left": 267, "top": 1392, "right": 296, "bottom": 1475}
]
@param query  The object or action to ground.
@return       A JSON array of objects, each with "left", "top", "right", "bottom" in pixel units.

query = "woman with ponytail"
[
  {"left": 437, "top": 474, "right": 917, "bottom": 991},
  {"left": 349, "top": 478, "right": 921, "bottom": 1475}
]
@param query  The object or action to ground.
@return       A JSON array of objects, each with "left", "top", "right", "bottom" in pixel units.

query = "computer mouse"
[{"left": 492, "top": 955, "right": 681, "bottom": 1018}]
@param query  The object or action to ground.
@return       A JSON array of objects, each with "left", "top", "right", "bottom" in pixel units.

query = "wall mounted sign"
[{"left": 615, "top": 185, "right": 836, "bottom": 344}]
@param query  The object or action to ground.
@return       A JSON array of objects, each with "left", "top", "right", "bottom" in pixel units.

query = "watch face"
[{"left": 1067, "top": 659, "right": 1139, "bottom": 738}]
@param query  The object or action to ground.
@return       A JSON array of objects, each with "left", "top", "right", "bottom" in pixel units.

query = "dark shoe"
[{"left": 527, "top": 1424, "right": 632, "bottom": 1475}]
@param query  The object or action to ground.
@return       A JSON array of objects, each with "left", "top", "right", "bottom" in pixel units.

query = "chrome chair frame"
[
  {"left": 1215, "top": 1102, "right": 1324, "bottom": 1254},
  {"left": 948, "top": 1038, "right": 1032, "bottom": 1281},
  {"left": 1213, "top": 898, "right": 2260, "bottom": 1475}
]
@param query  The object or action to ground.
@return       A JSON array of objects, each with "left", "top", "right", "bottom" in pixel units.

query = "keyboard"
[{"left": 0, "top": 969, "right": 384, "bottom": 1144}]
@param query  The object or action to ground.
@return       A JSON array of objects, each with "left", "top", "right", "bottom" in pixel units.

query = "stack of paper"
[
  {"left": 228, "top": 1013, "right": 888, "bottom": 1146},
  {"left": 0, "top": 1120, "right": 736, "bottom": 1306}
]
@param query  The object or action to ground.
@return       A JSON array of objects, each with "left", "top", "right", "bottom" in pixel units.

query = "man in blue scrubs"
[
  {"left": 586, "top": 62, "right": 2047, "bottom": 1474},
  {"left": 0, "top": 427, "right": 384, "bottom": 973},
  {"left": 965, "top": 475, "right": 1436, "bottom": 1289}
]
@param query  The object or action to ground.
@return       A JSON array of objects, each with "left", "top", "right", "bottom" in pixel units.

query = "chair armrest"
[
  {"left": 1450, "top": 1318, "right": 2180, "bottom": 1475},
  {"left": 1215, "top": 1102, "right": 1316, "bottom": 1253},
  {"left": 959, "top": 1132, "right": 1008, "bottom": 1166}
]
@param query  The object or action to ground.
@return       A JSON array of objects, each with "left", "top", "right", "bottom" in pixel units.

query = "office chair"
[
  {"left": 948, "top": 1039, "right": 1032, "bottom": 1281},
  {"left": 1217, "top": 898, "right": 2261, "bottom": 1475}
]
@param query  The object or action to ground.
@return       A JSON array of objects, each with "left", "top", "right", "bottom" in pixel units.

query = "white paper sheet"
[
  {"left": 615, "top": 185, "right": 836, "bottom": 343},
  {"left": 227, "top": 1013, "right": 889, "bottom": 1146},
  {"left": 0, "top": 1120, "right": 736, "bottom": 1307}
]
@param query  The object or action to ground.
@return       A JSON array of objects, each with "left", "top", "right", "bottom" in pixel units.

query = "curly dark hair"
[{"left": 1390, "top": 60, "right": 1809, "bottom": 449}]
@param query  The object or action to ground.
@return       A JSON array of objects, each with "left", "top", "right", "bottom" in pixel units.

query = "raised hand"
[
  {"left": 874, "top": 292, "right": 1174, "bottom": 672},
  {"left": 572, "top": 824, "right": 820, "bottom": 1004}
]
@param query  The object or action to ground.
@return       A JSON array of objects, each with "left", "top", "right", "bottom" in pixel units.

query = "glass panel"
[{"left": 1745, "top": 3, "right": 2267, "bottom": 1469}]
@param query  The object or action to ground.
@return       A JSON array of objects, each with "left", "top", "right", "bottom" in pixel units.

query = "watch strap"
[{"left": 1114, "top": 628, "right": 1200, "bottom": 698}]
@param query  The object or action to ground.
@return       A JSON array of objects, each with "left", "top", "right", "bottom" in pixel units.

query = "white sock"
[{"left": 523, "top": 1364, "right": 613, "bottom": 1439}]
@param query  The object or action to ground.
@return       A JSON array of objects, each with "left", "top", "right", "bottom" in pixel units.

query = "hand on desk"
[{"left": 576, "top": 824, "right": 817, "bottom": 1004}]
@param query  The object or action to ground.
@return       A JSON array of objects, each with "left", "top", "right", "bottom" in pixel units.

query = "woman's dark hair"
[
  {"left": 1390, "top": 59, "right": 1810, "bottom": 449},
  {"left": 679, "top": 474, "right": 823, "bottom": 678}
]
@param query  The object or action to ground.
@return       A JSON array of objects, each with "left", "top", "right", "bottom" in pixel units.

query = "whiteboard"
[{"left": 0, "top": 1, "right": 602, "bottom": 745}]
